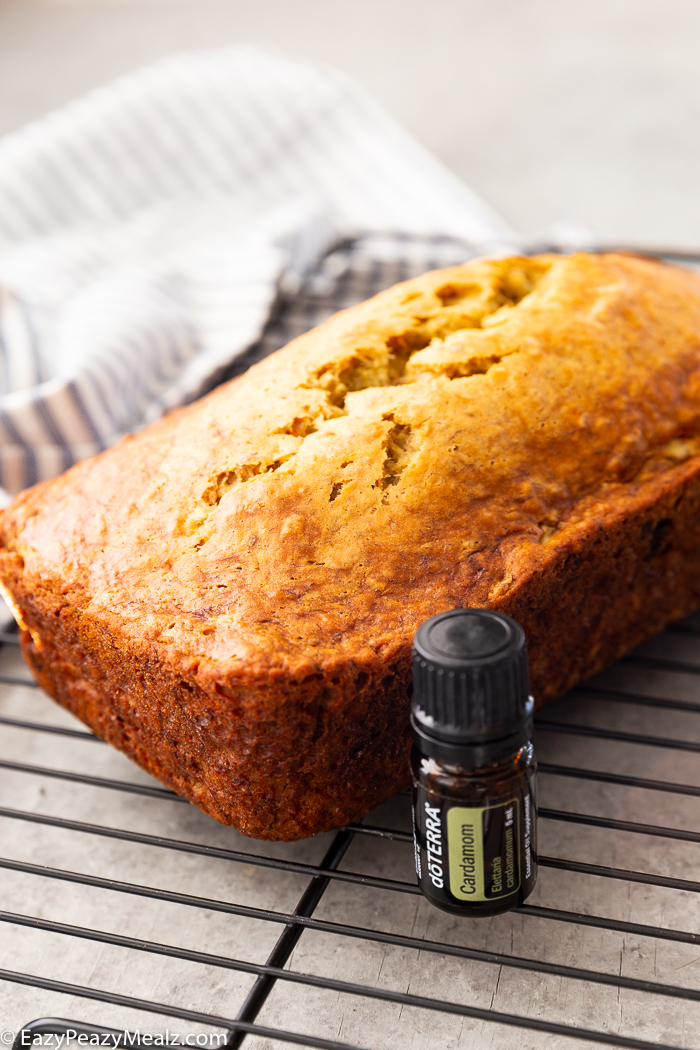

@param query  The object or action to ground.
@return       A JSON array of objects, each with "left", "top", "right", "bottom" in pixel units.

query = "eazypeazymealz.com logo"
[{"left": 4, "top": 1033, "right": 228, "bottom": 1047}]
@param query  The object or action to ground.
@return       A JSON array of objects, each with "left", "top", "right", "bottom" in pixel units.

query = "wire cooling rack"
[
  {"left": 4, "top": 240, "right": 700, "bottom": 1049},
  {"left": 4, "top": 616, "right": 700, "bottom": 1049}
]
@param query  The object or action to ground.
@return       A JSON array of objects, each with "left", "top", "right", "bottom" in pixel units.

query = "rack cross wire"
[{"left": 3, "top": 619, "right": 700, "bottom": 1049}]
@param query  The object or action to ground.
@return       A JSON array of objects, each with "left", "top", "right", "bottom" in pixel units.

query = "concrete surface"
[
  {"left": 3, "top": 630, "right": 700, "bottom": 1048},
  {"left": 1, "top": 0, "right": 700, "bottom": 248}
]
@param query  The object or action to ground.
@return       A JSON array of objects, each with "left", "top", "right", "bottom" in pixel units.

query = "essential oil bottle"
[{"left": 411, "top": 608, "right": 537, "bottom": 916}]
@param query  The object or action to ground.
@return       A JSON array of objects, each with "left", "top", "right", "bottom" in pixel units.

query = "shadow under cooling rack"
[{"left": 1, "top": 612, "right": 700, "bottom": 1050}]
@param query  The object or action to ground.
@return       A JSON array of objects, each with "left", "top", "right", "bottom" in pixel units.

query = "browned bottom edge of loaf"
[
  {"left": 19, "top": 620, "right": 414, "bottom": 842},
  {"left": 13, "top": 459, "right": 700, "bottom": 841}
]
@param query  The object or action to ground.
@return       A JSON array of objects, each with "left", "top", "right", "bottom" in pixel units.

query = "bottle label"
[
  {"left": 446, "top": 799, "right": 520, "bottom": 902},
  {"left": 414, "top": 789, "right": 534, "bottom": 909}
]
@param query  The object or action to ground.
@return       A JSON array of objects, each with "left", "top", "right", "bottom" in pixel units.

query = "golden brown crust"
[{"left": 3, "top": 252, "right": 700, "bottom": 839}]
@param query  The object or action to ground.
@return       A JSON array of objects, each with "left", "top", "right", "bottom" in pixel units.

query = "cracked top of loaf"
[{"left": 2, "top": 252, "right": 700, "bottom": 695}]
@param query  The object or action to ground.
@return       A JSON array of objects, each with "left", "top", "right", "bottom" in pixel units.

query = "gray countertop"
[
  {"left": 2, "top": 620, "right": 700, "bottom": 1048},
  {"left": 1, "top": 0, "right": 700, "bottom": 249}
]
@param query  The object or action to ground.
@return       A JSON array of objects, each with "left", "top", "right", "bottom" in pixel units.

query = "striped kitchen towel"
[{"left": 0, "top": 45, "right": 516, "bottom": 499}]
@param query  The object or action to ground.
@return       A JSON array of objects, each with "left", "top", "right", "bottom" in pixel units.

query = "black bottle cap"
[{"left": 411, "top": 608, "right": 533, "bottom": 765}]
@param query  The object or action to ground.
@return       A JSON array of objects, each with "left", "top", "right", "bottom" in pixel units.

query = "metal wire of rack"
[
  {"left": 4, "top": 240, "right": 700, "bottom": 1049},
  {"left": 2, "top": 617, "right": 700, "bottom": 1049}
]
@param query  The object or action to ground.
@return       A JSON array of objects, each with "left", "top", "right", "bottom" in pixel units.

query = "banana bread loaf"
[{"left": 2, "top": 252, "right": 700, "bottom": 840}]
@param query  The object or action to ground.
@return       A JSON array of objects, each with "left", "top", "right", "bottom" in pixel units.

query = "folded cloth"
[{"left": 0, "top": 46, "right": 515, "bottom": 499}]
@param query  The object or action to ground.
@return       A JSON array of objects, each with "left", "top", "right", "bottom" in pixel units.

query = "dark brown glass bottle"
[{"left": 411, "top": 609, "right": 537, "bottom": 917}]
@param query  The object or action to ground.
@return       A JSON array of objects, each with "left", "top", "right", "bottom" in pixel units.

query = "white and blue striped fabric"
[{"left": 0, "top": 46, "right": 516, "bottom": 499}]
